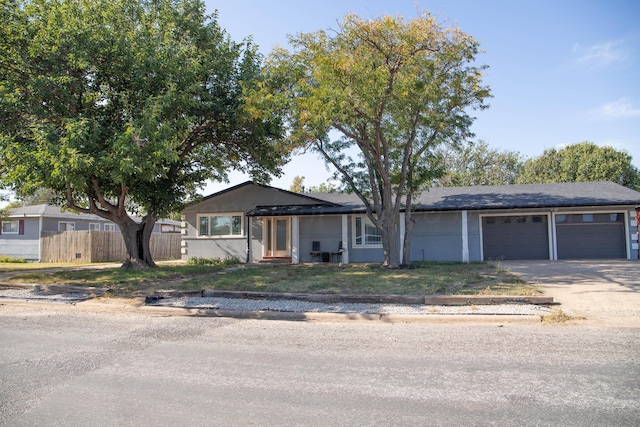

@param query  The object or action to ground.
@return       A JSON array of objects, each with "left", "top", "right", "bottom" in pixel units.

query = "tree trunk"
[
  {"left": 402, "top": 210, "right": 414, "bottom": 267},
  {"left": 401, "top": 192, "right": 415, "bottom": 267},
  {"left": 379, "top": 209, "right": 401, "bottom": 269},
  {"left": 384, "top": 223, "right": 401, "bottom": 268},
  {"left": 118, "top": 216, "right": 158, "bottom": 269}
]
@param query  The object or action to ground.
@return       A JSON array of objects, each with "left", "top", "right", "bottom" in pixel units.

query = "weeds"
[
  {"left": 0, "top": 255, "right": 26, "bottom": 263},
  {"left": 542, "top": 308, "right": 584, "bottom": 325}
]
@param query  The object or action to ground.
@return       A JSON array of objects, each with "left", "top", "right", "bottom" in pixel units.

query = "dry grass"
[
  {"left": 5, "top": 261, "right": 541, "bottom": 298},
  {"left": 541, "top": 309, "right": 585, "bottom": 325}
]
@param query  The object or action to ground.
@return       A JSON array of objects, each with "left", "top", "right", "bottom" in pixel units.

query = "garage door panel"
[
  {"left": 556, "top": 213, "right": 625, "bottom": 259},
  {"left": 482, "top": 216, "right": 549, "bottom": 260}
]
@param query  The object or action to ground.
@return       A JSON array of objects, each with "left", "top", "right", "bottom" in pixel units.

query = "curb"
[
  {"left": 0, "top": 297, "right": 543, "bottom": 324},
  {"left": 152, "top": 289, "right": 554, "bottom": 306}
]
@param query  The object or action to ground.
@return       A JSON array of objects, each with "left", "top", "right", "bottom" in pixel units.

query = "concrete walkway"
[{"left": 501, "top": 260, "right": 640, "bottom": 327}]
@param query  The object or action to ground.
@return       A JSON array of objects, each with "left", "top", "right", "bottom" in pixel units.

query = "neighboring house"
[
  {"left": 0, "top": 204, "right": 180, "bottom": 261},
  {"left": 181, "top": 181, "right": 640, "bottom": 264}
]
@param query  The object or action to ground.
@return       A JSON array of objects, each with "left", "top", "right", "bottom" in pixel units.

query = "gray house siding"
[
  {"left": 299, "top": 215, "right": 342, "bottom": 263},
  {"left": 0, "top": 217, "right": 40, "bottom": 260},
  {"left": 467, "top": 211, "right": 482, "bottom": 262},
  {"left": 410, "top": 212, "right": 463, "bottom": 262}
]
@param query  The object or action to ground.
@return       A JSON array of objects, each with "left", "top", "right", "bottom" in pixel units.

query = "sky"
[{"left": 200, "top": 0, "right": 640, "bottom": 195}]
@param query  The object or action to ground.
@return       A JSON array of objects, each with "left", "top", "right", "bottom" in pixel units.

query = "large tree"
[
  {"left": 518, "top": 142, "right": 640, "bottom": 190},
  {"left": 0, "top": 0, "right": 288, "bottom": 268},
  {"left": 435, "top": 140, "right": 524, "bottom": 187},
  {"left": 258, "top": 13, "right": 490, "bottom": 267}
]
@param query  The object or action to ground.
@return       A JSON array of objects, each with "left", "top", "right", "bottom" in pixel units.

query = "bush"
[
  {"left": 186, "top": 257, "right": 242, "bottom": 267},
  {"left": 0, "top": 255, "right": 27, "bottom": 263}
]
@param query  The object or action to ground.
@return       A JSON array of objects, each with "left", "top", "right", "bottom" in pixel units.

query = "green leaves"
[
  {"left": 518, "top": 142, "right": 640, "bottom": 190},
  {"left": 0, "top": 0, "right": 289, "bottom": 218}
]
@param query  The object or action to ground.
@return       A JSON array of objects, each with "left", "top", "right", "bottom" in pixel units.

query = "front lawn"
[{"left": 5, "top": 261, "right": 539, "bottom": 297}]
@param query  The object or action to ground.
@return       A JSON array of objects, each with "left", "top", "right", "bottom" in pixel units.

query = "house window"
[
  {"left": 555, "top": 214, "right": 567, "bottom": 223},
  {"left": 353, "top": 216, "right": 382, "bottom": 247},
  {"left": 89, "top": 223, "right": 101, "bottom": 231},
  {"left": 198, "top": 213, "right": 243, "bottom": 237},
  {"left": 104, "top": 223, "right": 116, "bottom": 231},
  {"left": 161, "top": 224, "right": 179, "bottom": 233},
  {"left": 58, "top": 222, "right": 75, "bottom": 231},
  {"left": 1, "top": 221, "right": 19, "bottom": 234},
  {"left": 582, "top": 214, "right": 594, "bottom": 223}
]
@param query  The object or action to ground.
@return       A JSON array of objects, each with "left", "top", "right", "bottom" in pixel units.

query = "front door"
[{"left": 264, "top": 217, "right": 290, "bottom": 258}]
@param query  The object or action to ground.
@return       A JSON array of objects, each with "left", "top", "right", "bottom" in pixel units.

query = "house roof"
[
  {"left": 7, "top": 204, "right": 106, "bottom": 220},
  {"left": 246, "top": 182, "right": 640, "bottom": 216},
  {"left": 6, "top": 204, "right": 180, "bottom": 225},
  {"left": 196, "top": 180, "right": 338, "bottom": 206}
]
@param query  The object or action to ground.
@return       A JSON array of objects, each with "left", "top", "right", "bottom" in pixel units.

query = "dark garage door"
[
  {"left": 482, "top": 215, "right": 549, "bottom": 260},
  {"left": 556, "top": 213, "right": 626, "bottom": 259}
]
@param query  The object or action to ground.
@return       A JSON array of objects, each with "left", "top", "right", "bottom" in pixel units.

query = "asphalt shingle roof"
[{"left": 247, "top": 182, "right": 640, "bottom": 216}]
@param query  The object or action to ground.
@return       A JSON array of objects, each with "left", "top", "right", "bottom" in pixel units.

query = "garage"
[
  {"left": 555, "top": 213, "right": 626, "bottom": 259},
  {"left": 482, "top": 215, "right": 549, "bottom": 260}
]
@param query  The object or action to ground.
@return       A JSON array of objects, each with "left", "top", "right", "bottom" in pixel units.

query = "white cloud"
[
  {"left": 595, "top": 98, "right": 640, "bottom": 119},
  {"left": 572, "top": 40, "right": 629, "bottom": 68}
]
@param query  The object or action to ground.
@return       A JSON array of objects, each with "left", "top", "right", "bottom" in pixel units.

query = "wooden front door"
[{"left": 264, "top": 217, "right": 290, "bottom": 258}]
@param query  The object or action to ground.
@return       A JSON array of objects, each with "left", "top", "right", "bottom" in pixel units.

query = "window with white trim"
[
  {"left": 89, "top": 223, "right": 101, "bottom": 231},
  {"left": 353, "top": 215, "right": 382, "bottom": 247},
  {"left": 58, "top": 222, "right": 75, "bottom": 231},
  {"left": 104, "top": 223, "right": 116, "bottom": 231},
  {"left": 2, "top": 221, "right": 19, "bottom": 234},
  {"left": 198, "top": 213, "right": 243, "bottom": 237}
]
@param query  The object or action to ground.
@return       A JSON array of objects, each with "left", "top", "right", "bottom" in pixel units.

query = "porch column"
[
  {"left": 291, "top": 216, "right": 299, "bottom": 264},
  {"left": 247, "top": 216, "right": 253, "bottom": 263},
  {"left": 399, "top": 212, "right": 405, "bottom": 262},
  {"left": 461, "top": 210, "right": 470, "bottom": 263},
  {"left": 341, "top": 214, "right": 349, "bottom": 265}
]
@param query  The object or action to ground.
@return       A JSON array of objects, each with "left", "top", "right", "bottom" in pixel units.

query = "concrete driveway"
[{"left": 501, "top": 260, "right": 640, "bottom": 327}]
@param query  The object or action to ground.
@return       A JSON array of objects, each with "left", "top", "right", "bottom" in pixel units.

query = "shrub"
[
  {"left": 186, "top": 257, "right": 242, "bottom": 267},
  {"left": 0, "top": 255, "right": 27, "bottom": 263}
]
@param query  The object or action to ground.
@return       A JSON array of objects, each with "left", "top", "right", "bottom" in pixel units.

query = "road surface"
[{"left": 1, "top": 304, "right": 638, "bottom": 426}]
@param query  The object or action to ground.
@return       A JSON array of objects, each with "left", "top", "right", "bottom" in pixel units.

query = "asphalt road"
[{"left": 1, "top": 305, "right": 639, "bottom": 426}]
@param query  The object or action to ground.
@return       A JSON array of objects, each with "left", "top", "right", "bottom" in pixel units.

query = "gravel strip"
[
  {"left": 148, "top": 296, "right": 552, "bottom": 316},
  {"left": 0, "top": 288, "right": 551, "bottom": 315},
  {"left": 0, "top": 286, "right": 93, "bottom": 302}
]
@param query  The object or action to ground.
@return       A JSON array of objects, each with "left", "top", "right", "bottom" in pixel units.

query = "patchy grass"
[
  {"left": 542, "top": 309, "right": 584, "bottom": 325},
  {"left": 5, "top": 261, "right": 539, "bottom": 298},
  {"left": 0, "top": 261, "right": 110, "bottom": 272}
]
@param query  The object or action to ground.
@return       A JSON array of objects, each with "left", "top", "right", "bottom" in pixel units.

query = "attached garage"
[
  {"left": 482, "top": 215, "right": 549, "bottom": 260},
  {"left": 555, "top": 213, "right": 626, "bottom": 259}
]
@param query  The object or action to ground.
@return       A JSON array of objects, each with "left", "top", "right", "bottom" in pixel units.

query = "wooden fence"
[{"left": 40, "top": 231, "right": 181, "bottom": 263}]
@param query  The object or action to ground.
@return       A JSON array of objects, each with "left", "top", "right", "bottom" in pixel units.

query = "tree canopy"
[
  {"left": 435, "top": 140, "right": 524, "bottom": 187},
  {"left": 0, "top": 0, "right": 289, "bottom": 267},
  {"left": 518, "top": 142, "right": 640, "bottom": 190},
  {"left": 258, "top": 12, "right": 490, "bottom": 267}
]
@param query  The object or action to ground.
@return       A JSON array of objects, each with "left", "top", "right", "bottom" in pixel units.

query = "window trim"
[
  {"left": 197, "top": 213, "right": 244, "bottom": 238},
  {"left": 89, "top": 223, "right": 101, "bottom": 231},
  {"left": 104, "top": 223, "right": 116, "bottom": 231},
  {"left": 58, "top": 221, "right": 75, "bottom": 231},
  {"left": 352, "top": 215, "right": 383, "bottom": 248},
  {"left": 1, "top": 220, "right": 19, "bottom": 234}
]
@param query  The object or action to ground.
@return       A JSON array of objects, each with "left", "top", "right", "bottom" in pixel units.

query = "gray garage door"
[
  {"left": 482, "top": 215, "right": 549, "bottom": 260},
  {"left": 556, "top": 213, "right": 626, "bottom": 259}
]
